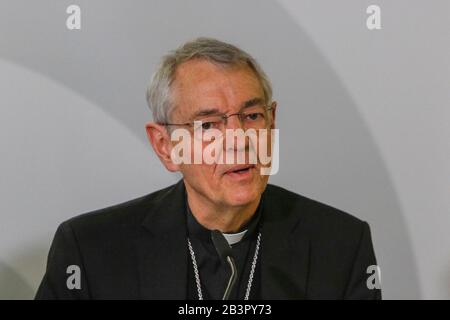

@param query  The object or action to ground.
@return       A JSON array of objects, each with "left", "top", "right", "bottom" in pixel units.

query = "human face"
[{"left": 169, "top": 59, "right": 276, "bottom": 208}]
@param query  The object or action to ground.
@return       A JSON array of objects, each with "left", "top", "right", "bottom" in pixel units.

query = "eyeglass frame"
[{"left": 158, "top": 102, "right": 275, "bottom": 131}]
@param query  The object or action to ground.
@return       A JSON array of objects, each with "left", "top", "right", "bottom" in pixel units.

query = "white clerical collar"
[{"left": 222, "top": 229, "right": 248, "bottom": 245}]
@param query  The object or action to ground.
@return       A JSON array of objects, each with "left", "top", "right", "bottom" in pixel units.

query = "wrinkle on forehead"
[{"left": 170, "top": 59, "right": 264, "bottom": 121}]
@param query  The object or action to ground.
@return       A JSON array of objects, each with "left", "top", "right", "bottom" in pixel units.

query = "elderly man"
[{"left": 36, "top": 37, "right": 381, "bottom": 300}]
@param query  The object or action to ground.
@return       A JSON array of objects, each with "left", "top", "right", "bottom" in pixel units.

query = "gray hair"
[{"left": 146, "top": 37, "right": 273, "bottom": 124}]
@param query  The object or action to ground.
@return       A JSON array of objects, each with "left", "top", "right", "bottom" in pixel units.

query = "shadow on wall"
[
  {"left": 0, "top": 244, "right": 50, "bottom": 299},
  {"left": 0, "top": 0, "right": 421, "bottom": 298},
  {"left": 444, "top": 262, "right": 450, "bottom": 298},
  {"left": 0, "top": 262, "right": 35, "bottom": 300}
]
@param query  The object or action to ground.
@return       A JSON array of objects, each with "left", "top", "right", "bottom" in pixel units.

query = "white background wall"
[{"left": 0, "top": 0, "right": 448, "bottom": 299}]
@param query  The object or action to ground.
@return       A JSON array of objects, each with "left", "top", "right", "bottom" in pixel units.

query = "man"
[{"left": 36, "top": 37, "right": 381, "bottom": 299}]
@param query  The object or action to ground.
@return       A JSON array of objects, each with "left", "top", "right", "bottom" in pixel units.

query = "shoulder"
[
  {"left": 264, "top": 184, "right": 375, "bottom": 280},
  {"left": 264, "top": 183, "right": 368, "bottom": 238},
  {"left": 264, "top": 184, "right": 379, "bottom": 299},
  {"left": 59, "top": 182, "right": 178, "bottom": 236}
]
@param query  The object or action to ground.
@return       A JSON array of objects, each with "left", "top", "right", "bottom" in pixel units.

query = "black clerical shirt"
[{"left": 186, "top": 197, "right": 263, "bottom": 300}]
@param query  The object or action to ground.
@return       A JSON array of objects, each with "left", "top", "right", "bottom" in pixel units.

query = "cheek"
[
  {"left": 181, "top": 164, "right": 218, "bottom": 184},
  {"left": 255, "top": 131, "right": 274, "bottom": 164}
]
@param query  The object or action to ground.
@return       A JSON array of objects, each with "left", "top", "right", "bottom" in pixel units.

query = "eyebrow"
[
  {"left": 241, "top": 97, "right": 264, "bottom": 109},
  {"left": 191, "top": 97, "right": 265, "bottom": 119},
  {"left": 192, "top": 108, "right": 222, "bottom": 119}
]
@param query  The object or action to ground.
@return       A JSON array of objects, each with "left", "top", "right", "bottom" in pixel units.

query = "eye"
[
  {"left": 194, "top": 118, "right": 222, "bottom": 131},
  {"left": 201, "top": 122, "right": 215, "bottom": 130},
  {"left": 246, "top": 113, "right": 263, "bottom": 121}
]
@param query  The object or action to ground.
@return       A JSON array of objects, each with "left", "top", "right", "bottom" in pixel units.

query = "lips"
[{"left": 223, "top": 164, "right": 256, "bottom": 175}]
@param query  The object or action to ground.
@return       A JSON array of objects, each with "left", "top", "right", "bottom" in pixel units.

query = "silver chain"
[
  {"left": 187, "top": 232, "right": 262, "bottom": 300},
  {"left": 244, "top": 232, "right": 261, "bottom": 300},
  {"left": 187, "top": 237, "right": 204, "bottom": 300}
]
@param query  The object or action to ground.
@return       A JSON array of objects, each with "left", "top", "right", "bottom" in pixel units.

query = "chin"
[{"left": 224, "top": 185, "right": 260, "bottom": 207}]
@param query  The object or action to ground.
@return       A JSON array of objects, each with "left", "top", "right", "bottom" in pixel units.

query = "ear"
[
  {"left": 145, "top": 122, "right": 179, "bottom": 172},
  {"left": 269, "top": 101, "right": 277, "bottom": 129}
]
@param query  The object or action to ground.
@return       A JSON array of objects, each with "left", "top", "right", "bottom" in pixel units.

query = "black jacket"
[{"left": 35, "top": 179, "right": 381, "bottom": 299}]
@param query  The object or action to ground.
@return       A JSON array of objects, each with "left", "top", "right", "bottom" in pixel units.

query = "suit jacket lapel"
[
  {"left": 137, "top": 180, "right": 188, "bottom": 299},
  {"left": 260, "top": 187, "right": 310, "bottom": 299}
]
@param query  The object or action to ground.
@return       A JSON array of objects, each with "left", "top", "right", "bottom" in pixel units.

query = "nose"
[{"left": 223, "top": 114, "right": 251, "bottom": 160}]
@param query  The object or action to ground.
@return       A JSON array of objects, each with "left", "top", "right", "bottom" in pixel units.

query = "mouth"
[{"left": 223, "top": 164, "right": 256, "bottom": 177}]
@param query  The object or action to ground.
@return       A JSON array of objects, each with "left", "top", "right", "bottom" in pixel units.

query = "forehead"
[{"left": 171, "top": 59, "right": 264, "bottom": 116}]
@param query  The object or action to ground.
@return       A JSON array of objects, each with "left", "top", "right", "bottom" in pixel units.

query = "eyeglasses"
[{"left": 160, "top": 104, "right": 273, "bottom": 140}]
